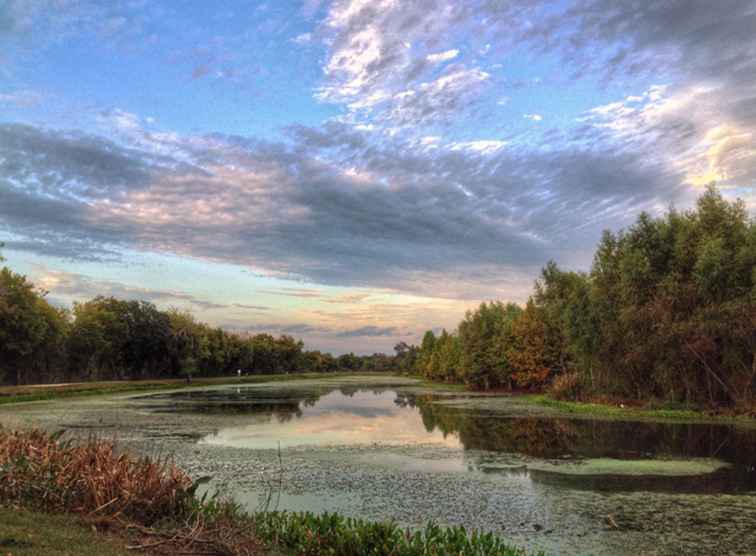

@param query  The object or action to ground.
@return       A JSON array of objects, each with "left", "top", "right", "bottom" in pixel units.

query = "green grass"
[
  {"left": 0, "top": 506, "right": 130, "bottom": 556},
  {"left": 525, "top": 394, "right": 756, "bottom": 424},
  {"left": 0, "top": 372, "right": 394, "bottom": 406},
  {"left": 253, "top": 511, "right": 538, "bottom": 556}
]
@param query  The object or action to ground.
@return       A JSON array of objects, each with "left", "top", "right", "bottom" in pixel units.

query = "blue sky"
[{"left": 1, "top": 0, "right": 754, "bottom": 354}]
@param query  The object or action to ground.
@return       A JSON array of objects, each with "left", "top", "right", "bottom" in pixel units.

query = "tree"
[
  {"left": 458, "top": 302, "right": 521, "bottom": 389},
  {"left": 0, "top": 267, "right": 66, "bottom": 384}
]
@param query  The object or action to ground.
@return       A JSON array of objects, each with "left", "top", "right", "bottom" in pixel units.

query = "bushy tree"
[
  {"left": 413, "top": 186, "right": 755, "bottom": 409},
  {"left": 0, "top": 266, "right": 68, "bottom": 384}
]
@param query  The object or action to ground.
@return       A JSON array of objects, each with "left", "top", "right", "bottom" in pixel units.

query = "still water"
[
  {"left": 134, "top": 381, "right": 756, "bottom": 555},
  {"left": 143, "top": 384, "right": 756, "bottom": 494}
]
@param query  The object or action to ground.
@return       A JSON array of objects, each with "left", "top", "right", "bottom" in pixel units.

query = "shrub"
[
  {"left": 253, "top": 512, "right": 536, "bottom": 556},
  {"left": 0, "top": 427, "right": 192, "bottom": 524},
  {"left": 548, "top": 372, "right": 583, "bottom": 401}
]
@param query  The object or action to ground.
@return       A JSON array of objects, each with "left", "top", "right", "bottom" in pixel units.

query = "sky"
[{"left": 1, "top": 0, "right": 755, "bottom": 355}]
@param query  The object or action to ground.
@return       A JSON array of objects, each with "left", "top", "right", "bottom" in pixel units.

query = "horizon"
[{"left": 1, "top": 0, "right": 755, "bottom": 355}]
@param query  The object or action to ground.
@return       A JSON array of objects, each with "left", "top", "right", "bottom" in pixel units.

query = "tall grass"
[
  {"left": 0, "top": 427, "right": 191, "bottom": 524},
  {"left": 0, "top": 427, "right": 538, "bottom": 556}
]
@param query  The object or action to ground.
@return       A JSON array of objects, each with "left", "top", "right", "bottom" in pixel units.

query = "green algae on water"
[{"left": 528, "top": 457, "right": 728, "bottom": 477}]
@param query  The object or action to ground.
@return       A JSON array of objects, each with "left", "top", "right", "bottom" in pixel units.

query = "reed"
[{"left": 0, "top": 427, "right": 191, "bottom": 524}]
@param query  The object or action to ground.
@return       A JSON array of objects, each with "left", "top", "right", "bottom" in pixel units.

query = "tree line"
[
  {"left": 413, "top": 186, "right": 756, "bottom": 409},
  {"left": 0, "top": 258, "right": 393, "bottom": 385}
]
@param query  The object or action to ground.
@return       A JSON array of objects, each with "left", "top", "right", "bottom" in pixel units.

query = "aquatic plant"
[
  {"left": 253, "top": 511, "right": 536, "bottom": 556},
  {"left": 0, "top": 427, "right": 537, "bottom": 556},
  {"left": 528, "top": 457, "right": 728, "bottom": 477}
]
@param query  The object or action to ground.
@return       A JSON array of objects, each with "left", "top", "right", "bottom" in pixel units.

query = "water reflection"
[
  {"left": 141, "top": 385, "right": 756, "bottom": 493},
  {"left": 200, "top": 390, "right": 461, "bottom": 449}
]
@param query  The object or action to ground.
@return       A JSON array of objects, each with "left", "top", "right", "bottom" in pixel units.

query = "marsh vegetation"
[{"left": 3, "top": 376, "right": 756, "bottom": 555}]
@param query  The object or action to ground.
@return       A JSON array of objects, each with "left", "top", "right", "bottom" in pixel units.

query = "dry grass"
[
  {"left": 0, "top": 427, "right": 190, "bottom": 524},
  {"left": 0, "top": 427, "right": 260, "bottom": 555},
  {"left": 547, "top": 372, "right": 584, "bottom": 401}
]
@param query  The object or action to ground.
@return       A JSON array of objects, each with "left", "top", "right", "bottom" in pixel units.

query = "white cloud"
[
  {"left": 523, "top": 113, "right": 543, "bottom": 121},
  {"left": 426, "top": 49, "right": 459, "bottom": 63},
  {"left": 583, "top": 85, "right": 756, "bottom": 192},
  {"left": 420, "top": 135, "right": 441, "bottom": 145},
  {"left": 291, "top": 32, "right": 312, "bottom": 44},
  {"left": 315, "top": 0, "right": 496, "bottom": 129},
  {"left": 449, "top": 140, "right": 507, "bottom": 154}
]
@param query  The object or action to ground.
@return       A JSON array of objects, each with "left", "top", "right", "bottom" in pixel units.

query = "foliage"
[
  {"left": 547, "top": 372, "right": 583, "bottom": 401},
  {"left": 0, "top": 267, "right": 69, "bottom": 385},
  {"left": 0, "top": 268, "right": 391, "bottom": 385},
  {"left": 253, "top": 511, "right": 534, "bottom": 556},
  {"left": 0, "top": 427, "right": 192, "bottom": 525},
  {"left": 0, "top": 427, "right": 535, "bottom": 556},
  {"left": 413, "top": 186, "right": 756, "bottom": 409}
]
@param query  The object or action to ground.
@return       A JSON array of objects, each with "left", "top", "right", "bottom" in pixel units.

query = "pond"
[
  {"left": 5, "top": 376, "right": 756, "bottom": 555},
  {"left": 141, "top": 384, "right": 756, "bottom": 495}
]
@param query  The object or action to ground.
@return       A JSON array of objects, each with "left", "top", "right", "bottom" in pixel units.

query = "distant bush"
[{"left": 548, "top": 372, "right": 583, "bottom": 401}]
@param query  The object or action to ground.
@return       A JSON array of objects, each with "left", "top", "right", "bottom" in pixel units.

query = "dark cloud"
[
  {"left": 531, "top": 1, "right": 756, "bottom": 85},
  {"left": 2, "top": 1, "right": 754, "bottom": 302},
  {"left": 258, "top": 289, "right": 324, "bottom": 298},
  {"left": 0, "top": 123, "right": 160, "bottom": 197},
  {"left": 336, "top": 326, "right": 399, "bottom": 337},
  {"left": 232, "top": 303, "right": 272, "bottom": 311},
  {"left": 235, "top": 323, "right": 333, "bottom": 335},
  {"left": 0, "top": 116, "right": 691, "bottom": 299}
]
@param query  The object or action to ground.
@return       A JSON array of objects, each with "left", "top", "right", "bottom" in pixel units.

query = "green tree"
[{"left": 0, "top": 267, "right": 68, "bottom": 384}]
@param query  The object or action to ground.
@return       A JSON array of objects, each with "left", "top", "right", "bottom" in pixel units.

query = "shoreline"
[{"left": 3, "top": 372, "right": 754, "bottom": 427}]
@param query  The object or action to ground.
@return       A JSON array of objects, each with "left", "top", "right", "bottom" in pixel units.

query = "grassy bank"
[
  {"left": 0, "top": 372, "right": 394, "bottom": 406},
  {"left": 0, "top": 506, "right": 131, "bottom": 556},
  {"left": 6, "top": 371, "right": 751, "bottom": 426},
  {"left": 525, "top": 393, "right": 756, "bottom": 425},
  {"left": 0, "top": 427, "right": 537, "bottom": 556}
]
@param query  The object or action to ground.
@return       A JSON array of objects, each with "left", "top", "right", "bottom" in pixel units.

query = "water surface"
[
  {"left": 15, "top": 377, "right": 753, "bottom": 555},
  {"left": 142, "top": 384, "right": 756, "bottom": 494}
]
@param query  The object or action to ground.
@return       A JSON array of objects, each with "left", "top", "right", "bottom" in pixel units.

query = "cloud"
[
  {"left": 233, "top": 322, "right": 332, "bottom": 336},
  {"left": 258, "top": 288, "right": 324, "bottom": 299},
  {"left": 510, "top": 0, "right": 756, "bottom": 202},
  {"left": 0, "top": 1, "right": 154, "bottom": 49},
  {"left": 314, "top": 0, "right": 498, "bottom": 129},
  {"left": 336, "top": 325, "right": 399, "bottom": 337},
  {"left": 322, "top": 293, "right": 371, "bottom": 304},
  {"left": 523, "top": 113, "right": 542, "bottom": 122},
  {"left": 581, "top": 84, "right": 756, "bottom": 194},
  {"left": 32, "top": 268, "right": 229, "bottom": 311},
  {"left": 0, "top": 116, "right": 690, "bottom": 300},
  {"left": 192, "top": 64, "right": 211, "bottom": 80},
  {"left": 3, "top": 0, "right": 754, "bottom": 307},
  {"left": 291, "top": 32, "right": 312, "bottom": 44},
  {"left": 426, "top": 49, "right": 459, "bottom": 64},
  {"left": 448, "top": 140, "right": 506, "bottom": 155},
  {"left": 228, "top": 322, "right": 401, "bottom": 340},
  {"left": 0, "top": 90, "right": 44, "bottom": 107},
  {"left": 232, "top": 303, "right": 271, "bottom": 311}
]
